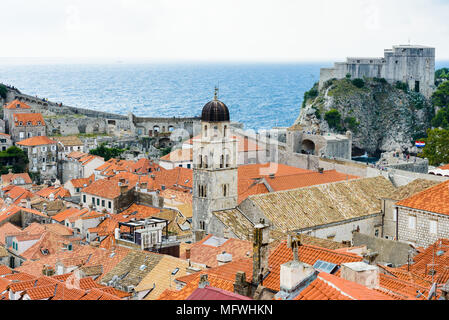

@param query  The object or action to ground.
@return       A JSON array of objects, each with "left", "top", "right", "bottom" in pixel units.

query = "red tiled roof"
[
  {"left": 35, "top": 186, "right": 71, "bottom": 199},
  {"left": 1, "top": 173, "right": 32, "bottom": 185},
  {"left": 179, "top": 234, "right": 252, "bottom": 268},
  {"left": 295, "top": 272, "right": 394, "bottom": 300},
  {"left": 82, "top": 171, "right": 141, "bottom": 199},
  {"left": 52, "top": 207, "right": 88, "bottom": 223},
  {"left": 4, "top": 100, "right": 31, "bottom": 110},
  {"left": 0, "top": 222, "right": 22, "bottom": 245},
  {"left": 0, "top": 265, "right": 12, "bottom": 276},
  {"left": 69, "top": 174, "right": 95, "bottom": 189},
  {"left": 16, "top": 136, "right": 56, "bottom": 146},
  {"left": 396, "top": 181, "right": 449, "bottom": 216},
  {"left": 264, "top": 241, "right": 363, "bottom": 291},
  {"left": 13, "top": 113, "right": 45, "bottom": 127}
]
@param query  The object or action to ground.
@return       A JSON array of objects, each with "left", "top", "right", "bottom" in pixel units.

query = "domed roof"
[{"left": 201, "top": 89, "right": 230, "bottom": 122}]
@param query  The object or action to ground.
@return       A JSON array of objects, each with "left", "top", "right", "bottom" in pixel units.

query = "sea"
[{"left": 0, "top": 60, "right": 448, "bottom": 131}]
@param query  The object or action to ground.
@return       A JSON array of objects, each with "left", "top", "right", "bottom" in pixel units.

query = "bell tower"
[{"left": 192, "top": 88, "right": 238, "bottom": 240}]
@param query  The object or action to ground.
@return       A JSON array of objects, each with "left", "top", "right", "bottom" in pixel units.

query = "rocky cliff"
[{"left": 295, "top": 78, "right": 435, "bottom": 156}]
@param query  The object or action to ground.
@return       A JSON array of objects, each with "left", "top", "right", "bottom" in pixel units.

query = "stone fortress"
[{"left": 319, "top": 45, "right": 436, "bottom": 98}]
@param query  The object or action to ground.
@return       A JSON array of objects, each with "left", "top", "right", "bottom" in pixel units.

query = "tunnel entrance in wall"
[{"left": 301, "top": 140, "right": 315, "bottom": 155}]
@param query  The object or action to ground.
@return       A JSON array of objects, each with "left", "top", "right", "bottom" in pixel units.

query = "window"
[
  {"left": 374, "top": 229, "right": 379, "bottom": 237},
  {"left": 429, "top": 220, "right": 437, "bottom": 234},
  {"left": 41, "top": 146, "right": 47, "bottom": 152},
  {"left": 199, "top": 220, "right": 206, "bottom": 230},
  {"left": 27, "top": 121, "right": 31, "bottom": 126},
  {"left": 187, "top": 164, "right": 191, "bottom": 169},
  {"left": 76, "top": 188, "right": 80, "bottom": 193},
  {"left": 92, "top": 197, "right": 95, "bottom": 204},
  {"left": 108, "top": 201, "right": 111, "bottom": 209},
  {"left": 83, "top": 195, "right": 86, "bottom": 203},
  {"left": 223, "top": 184, "right": 228, "bottom": 197},
  {"left": 204, "top": 125, "right": 207, "bottom": 137},
  {"left": 408, "top": 215, "right": 416, "bottom": 230},
  {"left": 97, "top": 198, "right": 100, "bottom": 206},
  {"left": 20, "top": 132, "right": 24, "bottom": 138},
  {"left": 102, "top": 200, "right": 105, "bottom": 207}
]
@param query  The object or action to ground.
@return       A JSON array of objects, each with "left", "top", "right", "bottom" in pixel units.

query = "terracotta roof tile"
[
  {"left": 396, "top": 180, "right": 449, "bottom": 216},
  {"left": 16, "top": 136, "right": 56, "bottom": 146},
  {"left": 4, "top": 100, "right": 31, "bottom": 110},
  {"left": 13, "top": 113, "right": 45, "bottom": 127}
]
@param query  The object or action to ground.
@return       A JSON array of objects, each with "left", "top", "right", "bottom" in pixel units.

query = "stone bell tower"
[{"left": 192, "top": 88, "right": 238, "bottom": 241}]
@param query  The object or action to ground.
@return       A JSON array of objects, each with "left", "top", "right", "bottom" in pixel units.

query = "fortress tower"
[
  {"left": 319, "top": 45, "right": 435, "bottom": 98},
  {"left": 192, "top": 89, "right": 238, "bottom": 240}
]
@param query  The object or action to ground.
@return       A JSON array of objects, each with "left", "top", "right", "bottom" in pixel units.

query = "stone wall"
[
  {"left": 397, "top": 206, "right": 449, "bottom": 247},
  {"left": 352, "top": 232, "right": 416, "bottom": 266}
]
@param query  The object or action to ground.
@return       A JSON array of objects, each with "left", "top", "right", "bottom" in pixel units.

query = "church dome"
[{"left": 201, "top": 89, "right": 230, "bottom": 122}]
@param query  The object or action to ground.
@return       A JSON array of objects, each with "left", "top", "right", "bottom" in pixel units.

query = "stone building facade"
[
  {"left": 192, "top": 92, "right": 239, "bottom": 239},
  {"left": 287, "top": 126, "right": 352, "bottom": 160},
  {"left": 16, "top": 136, "right": 58, "bottom": 181},
  {"left": 395, "top": 181, "right": 449, "bottom": 247},
  {"left": 10, "top": 113, "right": 46, "bottom": 143},
  {"left": 319, "top": 45, "right": 435, "bottom": 98},
  {"left": 0, "top": 133, "right": 13, "bottom": 151}
]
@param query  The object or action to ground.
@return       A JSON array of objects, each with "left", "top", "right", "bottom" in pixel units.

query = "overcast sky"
[{"left": 2, "top": 0, "right": 449, "bottom": 62}]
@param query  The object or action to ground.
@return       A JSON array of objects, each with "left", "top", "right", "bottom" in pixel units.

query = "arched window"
[
  {"left": 199, "top": 155, "right": 203, "bottom": 168},
  {"left": 204, "top": 125, "right": 208, "bottom": 137},
  {"left": 220, "top": 155, "right": 224, "bottom": 169},
  {"left": 226, "top": 154, "right": 230, "bottom": 168},
  {"left": 223, "top": 184, "right": 227, "bottom": 197},
  {"left": 224, "top": 125, "right": 227, "bottom": 137}
]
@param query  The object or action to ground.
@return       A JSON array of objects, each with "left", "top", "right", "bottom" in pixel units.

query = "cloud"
[{"left": 1, "top": 0, "right": 448, "bottom": 61}]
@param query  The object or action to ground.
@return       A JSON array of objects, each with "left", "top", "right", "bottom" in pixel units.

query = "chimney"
[
  {"left": 252, "top": 219, "right": 270, "bottom": 285},
  {"left": 278, "top": 261, "right": 316, "bottom": 295},
  {"left": 8, "top": 168, "right": 12, "bottom": 174},
  {"left": 340, "top": 262, "right": 379, "bottom": 289},
  {"left": 140, "top": 182, "right": 148, "bottom": 189},
  {"left": 318, "top": 167, "right": 324, "bottom": 174},
  {"left": 185, "top": 248, "right": 191, "bottom": 260},
  {"left": 233, "top": 271, "right": 250, "bottom": 297},
  {"left": 217, "top": 251, "right": 232, "bottom": 266},
  {"left": 269, "top": 173, "right": 275, "bottom": 179},
  {"left": 119, "top": 184, "right": 128, "bottom": 194},
  {"left": 198, "top": 274, "right": 209, "bottom": 288},
  {"left": 114, "top": 228, "right": 120, "bottom": 240}
]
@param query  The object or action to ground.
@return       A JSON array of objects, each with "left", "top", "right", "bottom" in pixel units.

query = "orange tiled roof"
[
  {"left": 0, "top": 205, "right": 47, "bottom": 224},
  {"left": 52, "top": 207, "right": 88, "bottom": 223},
  {"left": 158, "top": 273, "right": 237, "bottom": 300},
  {"left": 1, "top": 172, "right": 32, "bottom": 185},
  {"left": 35, "top": 186, "right": 71, "bottom": 199},
  {"left": 82, "top": 171, "right": 141, "bottom": 199},
  {"left": 396, "top": 180, "right": 449, "bottom": 216},
  {"left": 179, "top": 234, "right": 252, "bottom": 268},
  {"left": 16, "top": 136, "right": 56, "bottom": 146},
  {"left": 264, "top": 241, "right": 363, "bottom": 291},
  {"left": 153, "top": 167, "right": 192, "bottom": 189},
  {"left": 4, "top": 100, "right": 31, "bottom": 110},
  {"left": 69, "top": 174, "right": 95, "bottom": 189},
  {"left": 0, "top": 222, "right": 22, "bottom": 245},
  {"left": 0, "top": 265, "right": 12, "bottom": 276},
  {"left": 13, "top": 113, "right": 45, "bottom": 127},
  {"left": 4, "top": 186, "right": 33, "bottom": 204},
  {"left": 295, "top": 272, "right": 394, "bottom": 300}
]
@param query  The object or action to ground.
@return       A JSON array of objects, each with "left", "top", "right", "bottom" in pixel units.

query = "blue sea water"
[{"left": 0, "top": 61, "right": 448, "bottom": 131}]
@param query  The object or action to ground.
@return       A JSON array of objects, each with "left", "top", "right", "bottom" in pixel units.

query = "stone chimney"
[
  {"left": 233, "top": 271, "right": 250, "bottom": 297},
  {"left": 8, "top": 168, "right": 12, "bottom": 174},
  {"left": 340, "top": 262, "right": 379, "bottom": 289},
  {"left": 119, "top": 184, "right": 128, "bottom": 194},
  {"left": 252, "top": 219, "right": 270, "bottom": 285},
  {"left": 217, "top": 251, "right": 232, "bottom": 266},
  {"left": 185, "top": 248, "right": 191, "bottom": 260},
  {"left": 279, "top": 261, "right": 316, "bottom": 293}
]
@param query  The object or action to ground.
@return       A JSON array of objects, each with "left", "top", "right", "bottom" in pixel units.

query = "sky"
[{"left": 1, "top": 0, "right": 449, "bottom": 62}]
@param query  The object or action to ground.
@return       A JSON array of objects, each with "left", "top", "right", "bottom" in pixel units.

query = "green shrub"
[
  {"left": 0, "top": 84, "right": 7, "bottom": 100},
  {"left": 313, "top": 107, "right": 321, "bottom": 119},
  {"left": 432, "top": 81, "right": 449, "bottom": 108},
  {"left": 344, "top": 116, "right": 360, "bottom": 132},
  {"left": 373, "top": 77, "right": 387, "bottom": 84},
  {"left": 324, "top": 109, "right": 343, "bottom": 132},
  {"left": 351, "top": 78, "right": 365, "bottom": 88},
  {"left": 395, "top": 81, "right": 409, "bottom": 92},
  {"left": 89, "top": 143, "right": 124, "bottom": 161},
  {"left": 345, "top": 73, "right": 352, "bottom": 79}
]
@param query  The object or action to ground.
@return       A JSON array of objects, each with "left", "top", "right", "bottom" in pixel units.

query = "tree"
[
  {"left": 432, "top": 81, "right": 449, "bottom": 108},
  {"left": 351, "top": 78, "right": 365, "bottom": 88},
  {"left": 344, "top": 116, "right": 360, "bottom": 133},
  {"left": 324, "top": 109, "right": 343, "bottom": 132},
  {"left": 0, "top": 146, "right": 29, "bottom": 173},
  {"left": 89, "top": 143, "right": 124, "bottom": 161},
  {"left": 0, "top": 84, "right": 7, "bottom": 100},
  {"left": 421, "top": 128, "right": 449, "bottom": 166}
]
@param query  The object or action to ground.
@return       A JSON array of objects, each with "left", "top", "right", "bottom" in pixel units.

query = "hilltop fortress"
[{"left": 319, "top": 45, "right": 436, "bottom": 98}]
